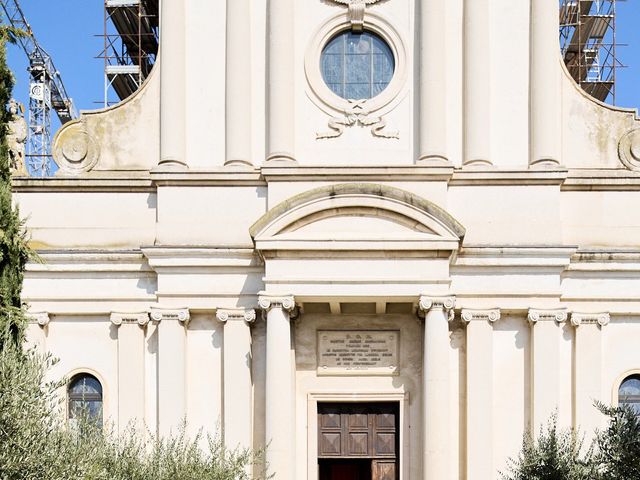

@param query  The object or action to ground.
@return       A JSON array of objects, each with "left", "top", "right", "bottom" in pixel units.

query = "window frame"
[
  {"left": 617, "top": 373, "right": 640, "bottom": 414},
  {"left": 66, "top": 370, "right": 105, "bottom": 427}
]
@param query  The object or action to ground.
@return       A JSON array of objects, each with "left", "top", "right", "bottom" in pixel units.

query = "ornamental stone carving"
[
  {"left": 527, "top": 308, "right": 568, "bottom": 324},
  {"left": 618, "top": 128, "right": 640, "bottom": 171},
  {"left": 461, "top": 308, "right": 501, "bottom": 324},
  {"left": 28, "top": 312, "right": 50, "bottom": 327},
  {"left": 150, "top": 307, "right": 190, "bottom": 324},
  {"left": 327, "top": 0, "right": 383, "bottom": 31},
  {"left": 571, "top": 312, "right": 610, "bottom": 328},
  {"left": 216, "top": 308, "right": 256, "bottom": 324},
  {"left": 258, "top": 295, "right": 296, "bottom": 312},
  {"left": 110, "top": 312, "right": 150, "bottom": 327},
  {"left": 7, "top": 99, "right": 28, "bottom": 175},
  {"left": 418, "top": 295, "right": 456, "bottom": 321},
  {"left": 53, "top": 121, "right": 100, "bottom": 175}
]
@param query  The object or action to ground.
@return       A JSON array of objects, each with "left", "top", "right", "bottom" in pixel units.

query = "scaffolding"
[
  {"left": 559, "top": 0, "right": 625, "bottom": 104},
  {"left": 98, "top": 0, "right": 159, "bottom": 107}
]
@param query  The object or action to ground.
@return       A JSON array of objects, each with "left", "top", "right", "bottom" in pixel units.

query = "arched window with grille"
[
  {"left": 68, "top": 373, "right": 103, "bottom": 427},
  {"left": 618, "top": 375, "right": 640, "bottom": 415}
]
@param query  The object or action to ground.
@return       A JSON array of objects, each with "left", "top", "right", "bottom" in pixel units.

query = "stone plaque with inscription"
[{"left": 317, "top": 330, "right": 399, "bottom": 375}]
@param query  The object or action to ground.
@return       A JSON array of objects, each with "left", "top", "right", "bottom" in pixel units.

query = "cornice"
[
  {"left": 12, "top": 175, "right": 154, "bottom": 193},
  {"left": 450, "top": 168, "right": 567, "bottom": 186},
  {"left": 150, "top": 169, "right": 264, "bottom": 187},
  {"left": 562, "top": 169, "right": 640, "bottom": 191},
  {"left": 260, "top": 165, "right": 454, "bottom": 182}
]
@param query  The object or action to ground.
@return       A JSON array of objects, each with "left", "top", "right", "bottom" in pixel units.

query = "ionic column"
[
  {"left": 217, "top": 308, "right": 256, "bottom": 453},
  {"left": 529, "top": 0, "right": 561, "bottom": 168},
  {"left": 266, "top": 0, "right": 296, "bottom": 164},
  {"left": 462, "top": 308, "right": 500, "bottom": 480},
  {"left": 571, "top": 313, "right": 609, "bottom": 441},
  {"left": 150, "top": 307, "right": 190, "bottom": 437},
  {"left": 463, "top": 0, "right": 492, "bottom": 167},
  {"left": 26, "top": 312, "right": 49, "bottom": 352},
  {"left": 259, "top": 294, "right": 296, "bottom": 480},
  {"left": 111, "top": 312, "right": 149, "bottom": 432},
  {"left": 528, "top": 309, "right": 568, "bottom": 432},
  {"left": 159, "top": 0, "right": 187, "bottom": 169},
  {"left": 418, "top": 0, "right": 448, "bottom": 165},
  {"left": 225, "top": 0, "right": 253, "bottom": 167},
  {"left": 419, "top": 295, "right": 455, "bottom": 479}
]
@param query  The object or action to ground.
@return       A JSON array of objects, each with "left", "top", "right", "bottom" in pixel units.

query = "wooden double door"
[{"left": 318, "top": 403, "right": 399, "bottom": 480}]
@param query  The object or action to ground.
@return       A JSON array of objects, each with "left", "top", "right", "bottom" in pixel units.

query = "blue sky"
[{"left": 5, "top": 1, "right": 640, "bottom": 135}]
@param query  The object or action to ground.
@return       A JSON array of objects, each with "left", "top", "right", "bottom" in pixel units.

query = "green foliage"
[
  {"left": 0, "top": 333, "right": 269, "bottom": 480},
  {"left": 593, "top": 402, "right": 640, "bottom": 480},
  {"left": 0, "top": 14, "right": 31, "bottom": 347},
  {"left": 501, "top": 416, "right": 596, "bottom": 480}
]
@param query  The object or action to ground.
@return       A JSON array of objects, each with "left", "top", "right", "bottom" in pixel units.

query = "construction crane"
[{"left": 1, "top": 0, "right": 78, "bottom": 176}]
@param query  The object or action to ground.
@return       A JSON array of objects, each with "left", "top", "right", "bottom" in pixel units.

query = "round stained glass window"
[{"left": 320, "top": 30, "right": 395, "bottom": 100}]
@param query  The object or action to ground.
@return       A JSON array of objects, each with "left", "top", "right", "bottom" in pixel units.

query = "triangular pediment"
[{"left": 250, "top": 184, "right": 465, "bottom": 252}]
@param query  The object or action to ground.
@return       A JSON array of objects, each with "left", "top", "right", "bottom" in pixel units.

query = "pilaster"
[
  {"left": 217, "top": 308, "right": 256, "bottom": 454},
  {"left": 571, "top": 312, "right": 609, "bottom": 440},
  {"left": 26, "top": 312, "right": 50, "bottom": 352},
  {"left": 150, "top": 307, "right": 190, "bottom": 436},
  {"left": 528, "top": 308, "right": 568, "bottom": 431},
  {"left": 462, "top": 308, "right": 500, "bottom": 480},
  {"left": 418, "top": 295, "right": 455, "bottom": 480},
  {"left": 110, "top": 312, "right": 149, "bottom": 432}
]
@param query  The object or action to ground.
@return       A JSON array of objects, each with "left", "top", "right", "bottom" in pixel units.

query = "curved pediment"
[{"left": 251, "top": 184, "right": 465, "bottom": 251}]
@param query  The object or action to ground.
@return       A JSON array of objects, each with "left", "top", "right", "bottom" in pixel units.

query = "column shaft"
[
  {"left": 420, "top": 296, "right": 455, "bottom": 480},
  {"left": 418, "top": 0, "right": 448, "bottom": 165},
  {"left": 463, "top": 0, "right": 492, "bottom": 166},
  {"left": 530, "top": 0, "right": 561, "bottom": 167},
  {"left": 218, "top": 309, "right": 256, "bottom": 451},
  {"left": 261, "top": 295, "right": 295, "bottom": 480},
  {"left": 159, "top": 0, "right": 187, "bottom": 168},
  {"left": 266, "top": 0, "right": 296, "bottom": 164},
  {"left": 225, "top": 0, "right": 252, "bottom": 167}
]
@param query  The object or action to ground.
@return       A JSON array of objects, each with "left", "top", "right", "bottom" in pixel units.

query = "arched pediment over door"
[{"left": 250, "top": 183, "right": 465, "bottom": 299}]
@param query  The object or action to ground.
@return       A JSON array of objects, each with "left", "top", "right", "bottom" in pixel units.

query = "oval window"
[{"left": 320, "top": 30, "right": 395, "bottom": 100}]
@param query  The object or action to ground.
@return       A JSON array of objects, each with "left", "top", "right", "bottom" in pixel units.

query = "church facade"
[{"left": 13, "top": 0, "right": 640, "bottom": 479}]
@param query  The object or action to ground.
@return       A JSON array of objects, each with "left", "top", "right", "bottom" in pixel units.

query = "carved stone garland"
[{"left": 317, "top": 0, "right": 399, "bottom": 140}]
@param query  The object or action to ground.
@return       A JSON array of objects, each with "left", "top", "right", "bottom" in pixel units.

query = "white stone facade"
[{"left": 12, "top": 0, "right": 640, "bottom": 478}]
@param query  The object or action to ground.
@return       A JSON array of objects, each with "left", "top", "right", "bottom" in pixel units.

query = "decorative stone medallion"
[
  {"left": 618, "top": 128, "right": 640, "bottom": 171},
  {"left": 53, "top": 122, "right": 100, "bottom": 174}
]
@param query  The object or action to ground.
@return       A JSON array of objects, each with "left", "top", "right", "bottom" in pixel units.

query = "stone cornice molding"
[
  {"left": 258, "top": 294, "right": 296, "bottom": 312},
  {"left": 571, "top": 312, "right": 610, "bottom": 328},
  {"left": 461, "top": 308, "right": 501, "bottom": 324},
  {"left": 216, "top": 308, "right": 256, "bottom": 325},
  {"left": 28, "top": 312, "right": 50, "bottom": 327},
  {"left": 418, "top": 295, "right": 456, "bottom": 321},
  {"left": 110, "top": 312, "right": 150, "bottom": 327},
  {"left": 149, "top": 307, "right": 190, "bottom": 324},
  {"left": 527, "top": 308, "right": 568, "bottom": 325}
]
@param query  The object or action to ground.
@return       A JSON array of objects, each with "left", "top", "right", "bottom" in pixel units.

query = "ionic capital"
[
  {"left": 461, "top": 308, "right": 501, "bottom": 325},
  {"left": 571, "top": 312, "right": 610, "bottom": 328},
  {"left": 28, "top": 312, "right": 50, "bottom": 327},
  {"left": 258, "top": 294, "right": 295, "bottom": 312},
  {"left": 418, "top": 295, "right": 456, "bottom": 321},
  {"left": 216, "top": 308, "right": 256, "bottom": 325},
  {"left": 150, "top": 307, "right": 190, "bottom": 324},
  {"left": 110, "top": 312, "right": 150, "bottom": 327},
  {"left": 527, "top": 308, "right": 568, "bottom": 325}
]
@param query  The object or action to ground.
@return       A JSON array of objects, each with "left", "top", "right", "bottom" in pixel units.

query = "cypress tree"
[{"left": 0, "top": 18, "right": 30, "bottom": 347}]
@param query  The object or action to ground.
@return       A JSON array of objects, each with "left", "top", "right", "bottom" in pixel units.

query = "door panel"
[{"left": 372, "top": 460, "right": 396, "bottom": 480}]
